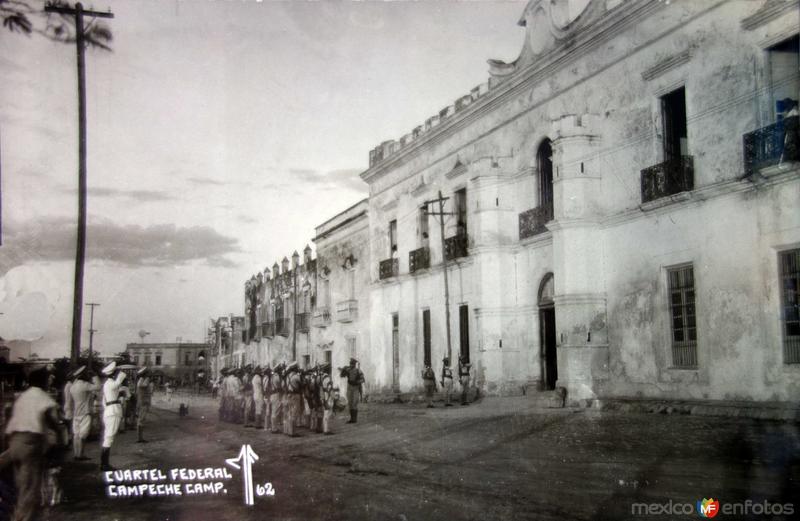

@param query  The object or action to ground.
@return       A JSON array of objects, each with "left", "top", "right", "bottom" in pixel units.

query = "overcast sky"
[{"left": 0, "top": 0, "right": 526, "bottom": 359}]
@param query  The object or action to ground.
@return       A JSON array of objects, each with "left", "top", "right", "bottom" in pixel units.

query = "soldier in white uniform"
[
  {"left": 251, "top": 366, "right": 263, "bottom": 429},
  {"left": 100, "top": 361, "right": 127, "bottom": 471},
  {"left": 69, "top": 366, "right": 99, "bottom": 460}
]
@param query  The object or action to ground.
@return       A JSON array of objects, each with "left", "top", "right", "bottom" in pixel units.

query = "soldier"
[
  {"left": 135, "top": 367, "right": 154, "bottom": 443},
  {"left": 231, "top": 369, "right": 244, "bottom": 424},
  {"left": 242, "top": 365, "right": 255, "bottom": 428},
  {"left": 269, "top": 363, "right": 284, "bottom": 434},
  {"left": 62, "top": 369, "right": 75, "bottom": 445},
  {"left": 251, "top": 366, "right": 263, "bottom": 429},
  {"left": 69, "top": 366, "right": 99, "bottom": 460},
  {"left": 261, "top": 365, "right": 273, "bottom": 431},
  {"left": 307, "top": 365, "right": 324, "bottom": 434},
  {"left": 458, "top": 355, "right": 473, "bottom": 406},
  {"left": 441, "top": 357, "right": 454, "bottom": 407},
  {"left": 100, "top": 361, "right": 127, "bottom": 471},
  {"left": 422, "top": 364, "right": 437, "bottom": 408},
  {"left": 218, "top": 368, "right": 229, "bottom": 422},
  {"left": 283, "top": 362, "right": 303, "bottom": 437},
  {"left": 339, "top": 358, "right": 365, "bottom": 424},
  {"left": 320, "top": 368, "right": 341, "bottom": 435}
]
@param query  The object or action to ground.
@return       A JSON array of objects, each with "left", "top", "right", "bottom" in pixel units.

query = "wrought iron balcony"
[
  {"left": 261, "top": 322, "right": 274, "bottom": 338},
  {"left": 312, "top": 307, "right": 331, "bottom": 328},
  {"left": 640, "top": 155, "right": 694, "bottom": 203},
  {"left": 295, "top": 312, "right": 310, "bottom": 333},
  {"left": 444, "top": 233, "right": 468, "bottom": 261},
  {"left": 336, "top": 299, "right": 358, "bottom": 323},
  {"left": 275, "top": 317, "right": 290, "bottom": 337},
  {"left": 519, "top": 204, "right": 553, "bottom": 240},
  {"left": 409, "top": 247, "right": 430, "bottom": 273},
  {"left": 379, "top": 258, "right": 399, "bottom": 280},
  {"left": 743, "top": 116, "right": 798, "bottom": 176}
]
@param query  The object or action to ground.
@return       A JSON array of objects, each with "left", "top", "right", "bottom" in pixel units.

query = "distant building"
[{"left": 125, "top": 342, "right": 210, "bottom": 383}]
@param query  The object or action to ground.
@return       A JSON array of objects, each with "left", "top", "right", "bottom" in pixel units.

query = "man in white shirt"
[
  {"left": 68, "top": 366, "right": 99, "bottom": 460},
  {"left": 251, "top": 366, "right": 263, "bottom": 429},
  {"left": 100, "top": 361, "right": 127, "bottom": 471},
  {"left": 62, "top": 370, "right": 75, "bottom": 444},
  {"left": 135, "top": 367, "right": 154, "bottom": 443},
  {"left": 0, "top": 368, "right": 63, "bottom": 521}
]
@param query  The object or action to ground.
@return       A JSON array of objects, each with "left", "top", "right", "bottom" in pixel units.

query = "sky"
[{"left": 0, "top": 0, "right": 527, "bottom": 360}]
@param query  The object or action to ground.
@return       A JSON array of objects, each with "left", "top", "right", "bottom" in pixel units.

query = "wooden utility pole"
[
  {"left": 86, "top": 302, "right": 99, "bottom": 360},
  {"left": 424, "top": 191, "right": 454, "bottom": 360},
  {"left": 44, "top": 3, "right": 114, "bottom": 367}
]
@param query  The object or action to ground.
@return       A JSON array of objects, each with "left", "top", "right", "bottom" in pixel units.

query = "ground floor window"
[
  {"left": 668, "top": 264, "right": 697, "bottom": 368},
  {"left": 780, "top": 249, "right": 800, "bottom": 363}
]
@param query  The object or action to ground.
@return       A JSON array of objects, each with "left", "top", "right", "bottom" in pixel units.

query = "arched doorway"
[{"left": 538, "top": 273, "right": 557, "bottom": 390}]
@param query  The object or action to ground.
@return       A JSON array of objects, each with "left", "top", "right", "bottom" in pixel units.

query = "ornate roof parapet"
[{"left": 367, "top": 79, "right": 493, "bottom": 168}]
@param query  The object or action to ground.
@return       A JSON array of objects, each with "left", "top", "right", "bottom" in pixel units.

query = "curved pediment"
[{"left": 489, "top": 0, "right": 604, "bottom": 80}]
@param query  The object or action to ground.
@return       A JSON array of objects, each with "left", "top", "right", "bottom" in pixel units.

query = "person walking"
[
  {"left": 340, "top": 358, "right": 365, "bottom": 423},
  {"left": 100, "top": 361, "right": 127, "bottom": 471},
  {"left": 0, "top": 368, "right": 64, "bottom": 521}
]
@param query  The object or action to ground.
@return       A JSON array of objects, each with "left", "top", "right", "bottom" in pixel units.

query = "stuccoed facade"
[
  {"left": 311, "top": 199, "right": 372, "bottom": 385},
  {"left": 359, "top": 0, "right": 800, "bottom": 402}
]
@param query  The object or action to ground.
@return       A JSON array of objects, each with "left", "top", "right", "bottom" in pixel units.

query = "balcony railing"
[
  {"left": 743, "top": 116, "right": 798, "bottom": 176},
  {"left": 275, "top": 317, "right": 290, "bottom": 337},
  {"left": 519, "top": 204, "right": 553, "bottom": 240},
  {"left": 379, "top": 258, "right": 399, "bottom": 280},
  {"left": 640, "top": 155, "right": 694, "bottom": 203},
  {"left": 312, "top": 307, "right": 331, "bottom": 328},
  {"left": 295, "top": 312, "right": 310, "bottom": 333},
  {"left": 336, "top": 299, "right": 358, "bottom": 323},
  {"left": 444, "top": 233, "right": 468, "bottom": 261},
  {"left": 261, "top": 322, "right": 273, "bottom": 338},
  {"left": 409, "top": 247, "right": 430, "bottom": 273}
]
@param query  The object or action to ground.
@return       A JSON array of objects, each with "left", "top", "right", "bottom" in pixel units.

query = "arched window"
[
  {"left": 538, "top": 273, "right": 555, "bottom": 308},
  {"left": 537, "top": 139, "right": 554, "bottom": 220}
]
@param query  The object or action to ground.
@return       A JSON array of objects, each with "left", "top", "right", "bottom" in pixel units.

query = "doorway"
[
  {"left": 391, "top": 313, "right": 399, "bottom": 392},
  {"left": 538, "top": 274, "right": 557, "bottom": 390}
]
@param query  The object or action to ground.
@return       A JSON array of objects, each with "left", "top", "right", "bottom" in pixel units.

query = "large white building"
[{"left": 237, "top": 0, "right": 799, "bottom": 405}]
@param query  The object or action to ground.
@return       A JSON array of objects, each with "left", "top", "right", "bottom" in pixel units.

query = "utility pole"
[
  {"left": 44, "top": 2, "right": 114, "bottom": 367},
  {"left": 424, "top": 190, "right": 454, "bottom": 360},
  {"left": 86, "top": 302, "right": 99, "bottom": 360}
]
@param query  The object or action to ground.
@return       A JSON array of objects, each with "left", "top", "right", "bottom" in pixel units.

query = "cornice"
[
  {"left": 359, "top": 0, "right": 664, "bottom": 187},
  {"left": 641, "top": 48, "right": 691, "bottom": 81},
  {"left": 741, "top": 0, "right": 799, "bottom": 31}
]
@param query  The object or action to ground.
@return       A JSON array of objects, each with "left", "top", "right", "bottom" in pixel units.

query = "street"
[{"left": 46, "top": 393, "right": 799, "bottom": 521}]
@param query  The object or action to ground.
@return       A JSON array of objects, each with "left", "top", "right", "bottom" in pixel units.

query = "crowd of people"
[
  {"left": 422, "top": 355, "right": 473, "bottom": 408},
  {"left": 0, "top": 361, "right": 154, "bottom": 521},
  {"left": 216, "top": 358, "right": 364, "bottom": 437}
]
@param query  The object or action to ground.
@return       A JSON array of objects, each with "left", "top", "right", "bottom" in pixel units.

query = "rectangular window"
[
  {"left": 144, "top": 354, "right": 151, "bottom": 365},
  {"left": 459, "top": 304, "right": 470, "bottom": 363},
  {"left": 418, "top": 206, "right": 429, "bottom": 246},
  {"left": 133, "top": 355, "right": 139, "bottom": 365},
  {"left": 454, "top": 188, "right": 467, "bottom": 235},
  {"left": 661, "top": 87, "right": 687, "bottom": 159},
  {"left": 185, "top": 353, "right": 192, "bottom": 366},
  {"left": 389, "top": 219, "right": 398, "bottom": 257},
  {"left": 324, "top": 350, "right": 332, "bottom": 371},
  {"left": 780, "top": 249, "right": 800, "bottom": 363},
  {"left": 302, "top": 354, "right": 310, "bottom": 369},
  {"left": 768, "top": 35, "right": 799, "bottom": 121},
  {"left": 668, "top": 265, "right": 697, "bottom": 368},
  {"left": 155, "top": 355, "right": 161, "bottom": 366},
  {"left": 422, "top": 309, "right": 431, "bottom": 367},
  {"left": 347, "top": 337, "right": 357, "bottom": 359},
  {"left": 392, "top": 313, "right": 400, "bottom": 392}
]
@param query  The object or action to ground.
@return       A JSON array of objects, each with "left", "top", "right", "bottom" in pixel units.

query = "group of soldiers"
[
  {"left": 422, "top": 355, "right": 473, "bottom": 407},
  {"left": 1, "top": 361, "right": 155, "bottom": 521},
  {"left": 216, "top": 358, "right": 364, "bottom": 436},
  {"left": 62, "top": 361, "right": 154, "bottom": 471}
]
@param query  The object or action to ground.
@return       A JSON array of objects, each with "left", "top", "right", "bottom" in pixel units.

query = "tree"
[{"left": 1, "top": 0, "right": 112, "bottom": 49}]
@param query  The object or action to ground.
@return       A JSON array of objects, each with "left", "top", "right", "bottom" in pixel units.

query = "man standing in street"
[
  {"left": 0, "top": 368, "right": 64, "bottom": 521},
  {"left": 242, "top": 365, "right": 255, "bottom": 428},
  {"left": 441, "top": 357, "right": 454, "bottom": 407},
  {"left": 251, "top": 366, "right": 263, "bottom": 429},
  {"left": 261, "top": 365, "right": 273, "bottom": 431},
  {"left": 100, "top": 361, "right": 127, "bottom": 471},
  {"left": 62, "top": 369, "right": 75, "bottom": 446},
  {"left": 135, "top": 367, "right": 154, "bottom": 443},
  {"left": 283, "top": 362, "right": 302, "bottom": 437},
  {"left": 69, "top": 366, "right": 99, "bottom": 460},
  {"left": 270, "top": 363, "right": 284, "bottom": 434},
  {"left": 422, "top": 364, "right": 437, "bottom": 408},
  {"left": 458, "top": 355, "right": 472, "bottom": 406},
  {"left": 340, "top": 358, "right": 365, "bottom": 424}
]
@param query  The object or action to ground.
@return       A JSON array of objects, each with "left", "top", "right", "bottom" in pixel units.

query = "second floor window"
[
  {"left": 389, "top": 219, "right": 398, "bottom": 257},
  {"left": 418, "top": 206, "right": 429, "bottom": 247},
  {"left": 454, "top": 188, "right": 467, "bottom": 236},
  {"left": 537, "top": 139, "right": 554, "bottom": 221},
  {"left": 661, "top": 86, "right": 687, "bottom": 160}
]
